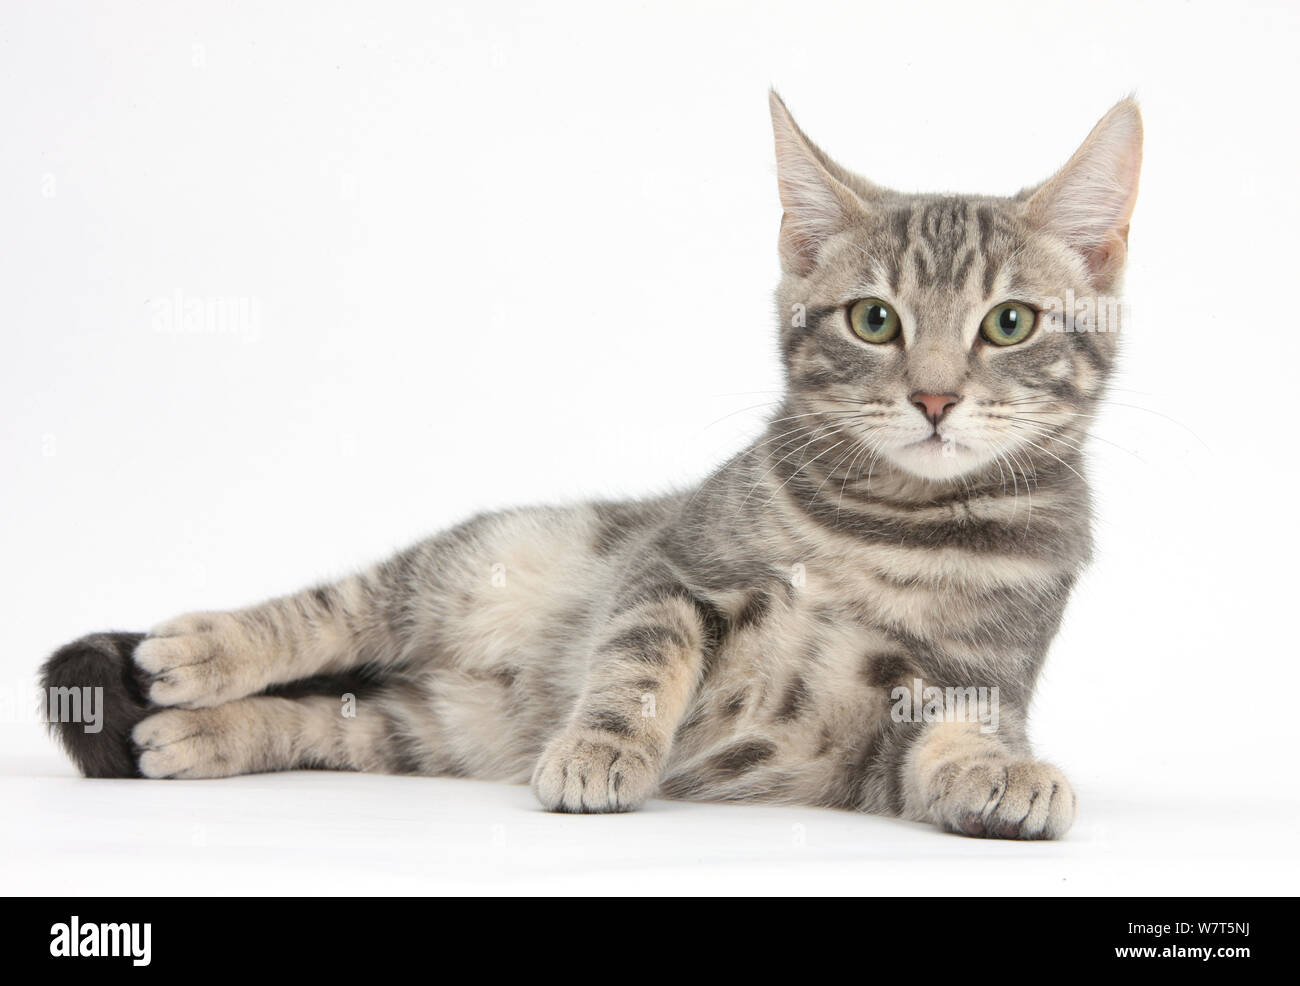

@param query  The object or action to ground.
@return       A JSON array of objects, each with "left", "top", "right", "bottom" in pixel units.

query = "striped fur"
[{"left": 43, "top": 94, "right": 1142, "bottom": 839}]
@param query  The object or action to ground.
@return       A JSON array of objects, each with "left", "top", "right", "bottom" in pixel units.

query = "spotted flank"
[{"left": 42, "top": 93, "right": 1141, "bottom": 841}]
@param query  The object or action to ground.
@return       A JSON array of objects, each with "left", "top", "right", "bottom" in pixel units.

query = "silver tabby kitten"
[{"left": 44, "top": 93, "right": 1142, "bottom": 839}]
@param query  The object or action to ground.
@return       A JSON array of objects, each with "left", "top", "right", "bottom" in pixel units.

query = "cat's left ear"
[{"left": 1022, "top": 98, "right": 1143, "bottom": 286}]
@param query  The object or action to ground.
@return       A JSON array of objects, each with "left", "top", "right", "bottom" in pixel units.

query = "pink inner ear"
[
  {"left": 1027, "top": 100, "right": 1143, "bottom": 284},
  {"left": 1083, "top": 230, "right": 1128, "bottom": 283},
  {"left": 769, "top": 92, "right": 877, "bottom": 277}
]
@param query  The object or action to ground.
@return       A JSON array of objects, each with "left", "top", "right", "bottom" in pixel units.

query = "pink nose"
[{"left": 910, "top": 392, "right": 961, "bottom": 425}]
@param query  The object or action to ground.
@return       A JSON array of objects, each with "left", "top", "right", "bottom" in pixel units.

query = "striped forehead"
[
  {"left": 862, "top": 198, "right": 1021, "bottom": 346},
  {"left": 878, "top": 198, "right": 1019, "bottom": 298}
]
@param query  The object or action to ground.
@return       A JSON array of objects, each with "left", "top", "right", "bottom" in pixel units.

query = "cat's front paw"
[
  {"left": 532, "top": 729, "right": 660, "bottom": 813},
  {"left": 133, "top": 611, "right": 258, "bottom": 708},
  {"left": 928, "top": 758, "right": 1075, "bottom": 840}
]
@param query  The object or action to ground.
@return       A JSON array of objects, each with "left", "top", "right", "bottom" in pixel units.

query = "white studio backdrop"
[{"left": 1, "top": 0, "right": 1297, "bottom": 893}]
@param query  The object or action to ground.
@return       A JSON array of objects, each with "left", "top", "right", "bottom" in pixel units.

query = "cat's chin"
[{"left": 884, "top": 439, "right": 990, "bottom": 483}]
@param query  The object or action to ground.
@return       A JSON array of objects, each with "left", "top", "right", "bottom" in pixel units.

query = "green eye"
[
  {"left": 981, "top": 302, "right": 1037, "bottom": 346},
  {"left": 848, "top": 298, "right": 901, "bottom": 344}
]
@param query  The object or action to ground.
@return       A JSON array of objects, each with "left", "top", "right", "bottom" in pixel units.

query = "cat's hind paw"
[
  {"left": 531, "top": 730, "right": 660, "bottom": 813},
  {"left": 133, "top": 612, "right": 258, "bottom": 709},
  {"left": 132, "top": 707, "right": 242, "bottom": 779}
]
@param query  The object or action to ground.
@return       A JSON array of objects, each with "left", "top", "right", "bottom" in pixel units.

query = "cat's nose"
[{"left": 910, "top": 391, "right": 961, "bottom": 425}]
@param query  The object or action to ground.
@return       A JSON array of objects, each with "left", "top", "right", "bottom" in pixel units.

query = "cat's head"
[{"left": 769, "top": 92, "right": 1141, "bottom": 484}]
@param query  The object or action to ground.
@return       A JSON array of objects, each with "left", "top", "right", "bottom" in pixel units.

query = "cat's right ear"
[{"left": 769, "top": 91, "right": 874, "bottom": 276}]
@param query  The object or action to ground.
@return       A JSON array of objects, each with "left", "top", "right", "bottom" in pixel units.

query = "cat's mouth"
[
  {"left": 908, "top": 433, "right": 958, "bottom": 450},
  {"left": 888, "top": 431, "right": 985, "bottom": 480}
]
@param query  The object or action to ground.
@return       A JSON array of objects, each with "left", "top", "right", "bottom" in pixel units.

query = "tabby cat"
[{"left": 43, "top": 93, "right": 1142, "bottom": 839}]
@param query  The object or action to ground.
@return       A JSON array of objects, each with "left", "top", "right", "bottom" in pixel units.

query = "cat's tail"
[{"left": 40, "top": 631, "right": 152, "bottom": 778}]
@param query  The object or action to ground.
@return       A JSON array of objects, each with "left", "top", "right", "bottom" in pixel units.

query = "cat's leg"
[
  {"left": 133, "top": 548, "right": 429, "bottom": 709},
  {"left": 531, "top": 585, "right": 714, "bottom": 813},
  {"left": 898, "top": 719, "right": 1076, "bottom": 840},
  {"left": 131, "top": 684, "right": 440, "bottom": 779}
]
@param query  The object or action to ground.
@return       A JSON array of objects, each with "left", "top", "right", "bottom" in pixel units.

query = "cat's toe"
[
  {"left": 532, "top": 730, "right": 659, "bottom": 813},
  {"left": 932, "top": 759, "right": 1075, "bottom": 840}
]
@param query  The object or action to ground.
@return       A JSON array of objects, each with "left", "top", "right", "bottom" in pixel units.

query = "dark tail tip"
[{"left": 40, "top": 632, "right": 152, "bottom": 778}]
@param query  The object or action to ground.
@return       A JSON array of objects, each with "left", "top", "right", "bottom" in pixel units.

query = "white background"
[{"left": 2, "top": 0, "right": 1296, "bottom": 895}]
